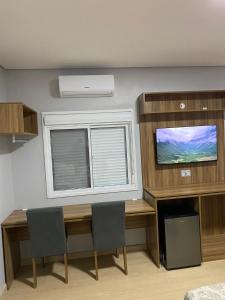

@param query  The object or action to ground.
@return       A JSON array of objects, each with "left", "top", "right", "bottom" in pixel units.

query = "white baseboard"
[{"left": 0, "top": 284, "right": 6, "bottom": 297}]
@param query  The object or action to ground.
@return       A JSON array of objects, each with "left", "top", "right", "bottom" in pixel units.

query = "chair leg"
[
  {"left": 64, "top": 253, "right": 68, "bottom": 284},
  {"left": 123, "top": 246, "right": 128, "bottom": 275},
  {"left": 42, "top": 257, "right": 45, "bottom": 268},
  {"left": 32, "top": 258, "right": 37, "bottom": 288},
  {"left": 94, "top": 251, "right": 99, "bottom": 280},
  {"left": 115, "top": 248, "right": 119, "bottom": 258}
]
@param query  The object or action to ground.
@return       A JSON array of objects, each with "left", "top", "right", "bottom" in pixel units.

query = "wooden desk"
[{"left": 1, "top": 199, "right": 158, "bottom": 289}]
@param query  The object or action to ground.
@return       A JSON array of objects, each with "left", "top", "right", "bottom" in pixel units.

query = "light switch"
[{"left": 181, "top": 169, "right": 191, "bottom": 177}]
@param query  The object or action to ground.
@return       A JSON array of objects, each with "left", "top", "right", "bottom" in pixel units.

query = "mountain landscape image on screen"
[{"left": 156, "top": 125, "right": 217, "bottom": 164}]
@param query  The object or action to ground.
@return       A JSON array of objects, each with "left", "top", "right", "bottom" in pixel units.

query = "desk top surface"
[
  {"left": 1, "top": 199, "right": 155, "bottom": 228},
  {"left": 145, "top": 182, "right": 225, "bottom": 199}
]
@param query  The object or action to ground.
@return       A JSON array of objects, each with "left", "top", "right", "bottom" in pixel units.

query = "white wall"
[
  {"left": 7, "top": 68, "right": 145, "bottom": 209},
  {"left": 7, "top": 67, "right": 225, "bottom": 209},
  {"left": 5, "top": 67, "right": 225, "bottom": 258},
  {"left": 0, "top": 67, "right": 15, "bottom": 294}
]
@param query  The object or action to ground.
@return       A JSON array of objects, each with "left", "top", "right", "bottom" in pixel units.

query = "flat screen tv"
[{"left": 156, "top": 125, "right": 217, "bottom": 165}]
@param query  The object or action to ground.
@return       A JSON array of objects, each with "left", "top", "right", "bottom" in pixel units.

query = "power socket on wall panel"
[{"left": 181, "top": 169, "right": 191, "bottom": 177}]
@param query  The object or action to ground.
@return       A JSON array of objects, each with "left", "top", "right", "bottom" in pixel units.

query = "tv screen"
[{"left": 156, "top": 125, "right": 217, "bottom": 165}]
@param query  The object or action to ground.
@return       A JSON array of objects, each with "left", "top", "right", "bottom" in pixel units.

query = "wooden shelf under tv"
[
  {"left": 145, "top": 182, "right": 225, "bottom": 200},
  {"left": 144, "top": 185, "right": 225, "bottom": 263},
  {"left": 139, "top": 90, "right": 225, "bottom": 115},
  {"left": 0, "top": 102, "right": 38, "bottom": 137}
]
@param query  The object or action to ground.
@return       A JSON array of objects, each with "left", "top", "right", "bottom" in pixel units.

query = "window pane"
[
  {"left": 50, "top": 129, "right": 91, "bottom": 190},
  {"left": 91, "top": 127, "right": 128, "bottom": 187}
]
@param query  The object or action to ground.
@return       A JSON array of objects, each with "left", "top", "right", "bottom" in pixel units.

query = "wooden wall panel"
[{"left": 140, "top": 111, "right": 225, "bottom": 188}]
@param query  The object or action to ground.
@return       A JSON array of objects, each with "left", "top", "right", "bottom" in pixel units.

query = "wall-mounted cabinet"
[
  {"left": 0, "top": 103, "right": 38, "bottom": 136},
  {"left": 139, "top": 90, "right": 225, "bottom": 115}
]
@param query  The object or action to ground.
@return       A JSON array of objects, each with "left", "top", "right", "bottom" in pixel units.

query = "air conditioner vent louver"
[{"left": 59, "top": 75, "right": 114, "bottom": 98}]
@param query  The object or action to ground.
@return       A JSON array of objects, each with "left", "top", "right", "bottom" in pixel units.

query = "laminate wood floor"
[{"left": 2, "top": 251, "right": 225, "bottom": 300}]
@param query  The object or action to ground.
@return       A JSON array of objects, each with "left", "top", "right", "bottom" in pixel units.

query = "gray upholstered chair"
[
  {"left": 91, "top": 201, "right": 128, "bottom": 280},
  {"left": 26, "top": 207, "right": 68, "bottom": 288}
]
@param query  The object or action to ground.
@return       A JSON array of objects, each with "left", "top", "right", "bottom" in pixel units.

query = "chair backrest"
[
  {"left": 26, "top": 207, "right": 66, "bottom": 258},
  {"left": 91, "top": 201, "right": 126, "bottom": 251}
]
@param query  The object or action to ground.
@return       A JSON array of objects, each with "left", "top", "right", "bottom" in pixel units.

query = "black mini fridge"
[{"left": 162, "top": 213, "right": 201, "bottom": 270}]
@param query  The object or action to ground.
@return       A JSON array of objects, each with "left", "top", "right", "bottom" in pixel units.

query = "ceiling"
[{"left": 1, "top": 0, "right": 225, "bottom": 69}]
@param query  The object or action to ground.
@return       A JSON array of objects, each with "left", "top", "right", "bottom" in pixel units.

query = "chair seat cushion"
[{"left": 185, "top": 283, "right": 225, "bottom": 300}]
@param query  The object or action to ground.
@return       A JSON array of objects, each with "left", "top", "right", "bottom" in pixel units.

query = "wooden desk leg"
[
  {"left": 2, "top": 227, "right": 14, "bottom": 289},
  {"left": 2, "top": 227, "right": 21, "bottom": 289},
  {"left": 146, "top": 214, "right": 160, "bottom": 268}
]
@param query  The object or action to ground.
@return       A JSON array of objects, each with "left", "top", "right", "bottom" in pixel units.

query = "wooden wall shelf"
[
  {"left": 139, "top": 90, "right": 225, "bottom": 115},
  {"left": 0, "top": 103, "right": 38, "bottom": 136}
]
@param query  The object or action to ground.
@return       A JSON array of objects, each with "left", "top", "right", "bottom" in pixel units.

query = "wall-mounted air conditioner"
[{"left": 58, "top": 75, "right": 114, "bottom": 98}]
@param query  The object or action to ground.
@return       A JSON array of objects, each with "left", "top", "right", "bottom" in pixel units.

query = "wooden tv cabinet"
[
  {"left": 139, "top": 90, "right": 225, "bottom": 266},
  {"left": 144, "top": 182, "right": 225, "bottom": 265}
]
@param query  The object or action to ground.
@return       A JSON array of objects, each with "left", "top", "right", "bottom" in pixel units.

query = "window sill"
[{"left": 47, "top": 184, "right": 138, "bottom": 199}]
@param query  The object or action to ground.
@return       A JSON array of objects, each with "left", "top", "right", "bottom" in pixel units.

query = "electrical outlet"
[{"left": 181, "top": 169, "right": 191, "bottom": 177}]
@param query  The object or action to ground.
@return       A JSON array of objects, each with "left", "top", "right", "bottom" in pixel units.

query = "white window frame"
[{"left": 42, "top": 109, "right": 137, "bottom": 198}]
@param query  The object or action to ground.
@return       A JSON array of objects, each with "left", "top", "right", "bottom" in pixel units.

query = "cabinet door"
[{"left": 0, "top": 104, "right": 24, "bottom": 134}]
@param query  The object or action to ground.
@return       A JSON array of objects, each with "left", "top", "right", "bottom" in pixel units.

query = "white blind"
[
  {"left": 91, "top": 127, "right": 128, "bottom": 187},
  {"left": 50, "top": 129, "right": 91, "bottom": 190}
]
